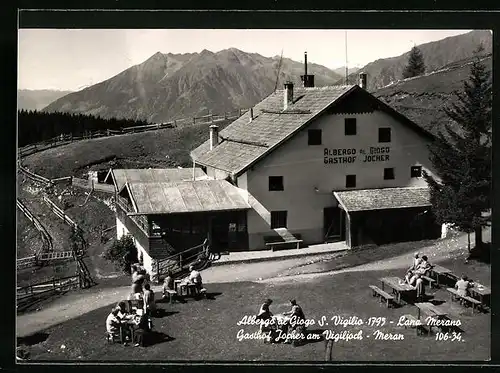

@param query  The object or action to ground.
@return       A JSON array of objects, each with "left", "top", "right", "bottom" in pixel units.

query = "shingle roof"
[
  {"left": 334, "top": 187, "right": 431, "bottom": 212},
  {"left": 108, "top": 168, "right": 209, "bottom": 192},
  {"left": 125, "top": 180, "right": 251, "bottom": 215},
  {"left": 191, "top": 85, "right": 356, "bottom": 175}
]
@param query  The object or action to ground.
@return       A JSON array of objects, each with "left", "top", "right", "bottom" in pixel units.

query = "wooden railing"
[
  {"left": 153, "top": 238, "right": 209, "bottom": 283},
  {"left": 42, "top": 195, "right": 83, "bottom": 234},
  {"left": 72, "top": 177, "right": 115, "bottom": 194},
  {"left": 16, "top": 198, "right": 53, "bottom": 270},
  {"left": 17, "top": 275, "right": 81, "bottom": 311},
  {"left": 18, "top": 108, "right": 249, "bottom": 158}
]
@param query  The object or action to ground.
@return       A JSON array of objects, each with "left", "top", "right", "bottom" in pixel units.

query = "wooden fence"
[
  {"left": 72, "top": 177, "right": 115, "bottom": 194},
  {"left": 18, "top": 108, "right": 249, "bottom": 158},
  {"left": 16, "top": 198, "right": 54, "bottom": 270},
  {"left": 17, "top": 162, "right": 52, "bottom": 185},
  {"left": 42, "top": 195, "right": 83, "bottom": 234},
  {"left": 17, "top": 275, "right": 81, "bottom": 311}
]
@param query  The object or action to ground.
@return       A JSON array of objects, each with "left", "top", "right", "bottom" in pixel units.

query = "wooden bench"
[
  {"left": 400, "top": 314, "right": 426, "bottom": 335},
  {"left": 163, "top": 289, "right": 177, "bottom": 303},
  {"left": 369, "top": 285, "right": 394, "bottom": 308},
  {"left": 447, "top": 288, "right": 482, "bottom": 314},
  {"left": 421, "top": 275, "right": 437, "bottom": 288},
  {"left": 264, "top": 234, "right": 303, "bottom": 251}
]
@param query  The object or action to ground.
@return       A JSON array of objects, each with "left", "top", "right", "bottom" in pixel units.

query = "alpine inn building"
[{"left": 112, "top": 62, "right": 442, "bottom": 276}]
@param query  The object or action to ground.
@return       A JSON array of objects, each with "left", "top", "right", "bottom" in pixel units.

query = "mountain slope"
[
  {"left": 43, "top": 49, "right": 342, "bottom": 123},
  {"left": 18, "top": 89, "right": 73, "bottom": 111},
  {"left": 374, "top": 54, "right": 492, "bottom": 137},
  {"left": 342, "top": 30, "right": 492, "bottom": 91}
]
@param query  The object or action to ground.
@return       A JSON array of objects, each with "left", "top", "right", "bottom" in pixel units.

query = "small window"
[
  {"left": 308, "top": 129, "right": 322, "bottom": 145},
  {"left": 411, "top": 165, "right": 422, "bottom": 178},
  {"left": 379, "top": 128, "right": 391, "bottom": 143},
  {"left": 271, "top": 211, "right": 288, "bottom": 229},
  {"left": 268, "top": 176, "right": 284, "bottom": 191},
  {"left": 346, "top": 175, "right": 356, "bottom": 188},
  {"left": 384, "top": 168, "right": 395, "bottom": 180},
  {"left": 345, "top": 118, "right": 357, "bottom": 136}
]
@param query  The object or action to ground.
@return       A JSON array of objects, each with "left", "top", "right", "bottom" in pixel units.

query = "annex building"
[{"left": 109, "top": 57, "right": 442, "bottom": 275}]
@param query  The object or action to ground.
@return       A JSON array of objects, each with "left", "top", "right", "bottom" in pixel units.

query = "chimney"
[
  {"left": 304, "top": 51, "right": 308, "bottom": 76},
  {"left": 249, "top": 107, "right": 254, "bottom": 122},
  {"left": 284, "top": 81, "right": 294, "bottom": 110},
  {"left": 300, "top": 51, "right": 315, "bottom": 88},
  {"left": 359, "top": 72, "right": 367, "bottom": 90},
  {"left": 209, "top": 125, "right": 219, "bottom": 150}
]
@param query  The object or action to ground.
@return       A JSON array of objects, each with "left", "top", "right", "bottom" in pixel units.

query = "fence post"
[
  {"left": 174, "top": 120, "right": 177, "bottom": 127},
  {"left": 179, "top": 254, "right": 182, "bottom": 269},
  {"left": 193, "top": 117, "right": 196, "bottom": 125}
]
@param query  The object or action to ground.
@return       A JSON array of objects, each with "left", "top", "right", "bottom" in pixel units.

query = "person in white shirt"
[
  {"left": 188, "top": 265, "right": 203, "bottom": 292},
  {"left": 455, "top": 275, "right": 472, "bottom": 297},
  {"left": 106, "top": 308, "right": 121, "bottom": 338}
]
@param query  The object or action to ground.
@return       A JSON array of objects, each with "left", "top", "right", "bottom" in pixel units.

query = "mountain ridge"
[
  {"left": 43, "top": 48, "right": 343, "bottom": 122},
  {"left": 340, "top": 30, "right": 492, "bottom": 91}
]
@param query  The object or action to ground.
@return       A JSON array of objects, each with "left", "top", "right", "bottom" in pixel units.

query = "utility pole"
[{"left": 345, "top": 30, "right": 348, "bottom": 85}]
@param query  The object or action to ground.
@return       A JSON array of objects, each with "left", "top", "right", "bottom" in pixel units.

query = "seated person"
[
  {"left": 105, "top": 308, "right": 122, "bottom": 340},
  {"left": 405, "top": 255, "right": 433, "bottom": 283},
  {"left": 133, "top": 312, "right": 152, "bottom": 347},
  {"left": 282, "top": 299, "right": 306, "bottom": 343},
  {"left": 283, "top": 299, "right": 305, "bottom": 321},
  {"left": 143, "top": 283, "right": 157, "bottom": 315},
  {"left": 410, "top": 253, "right": 422, "bottom": 271},
  {"left": 116, "top": 301, "right": 130, "bottom": 319},
  {"left": 455, "top": 275, "right": 473, "bottom": 297},
  {"left": 256, "top": 299, "right": 276, "bottom": 342},
  {"left": 188, "top": 265, "right": 203, "bottom": 292},
  {"left": 416, "top": 255, "right": 433, "bottom": 274}
]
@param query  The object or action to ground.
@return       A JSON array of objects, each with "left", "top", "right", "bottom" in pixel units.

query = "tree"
[
  {"left": 402, "top": 46, "right": 426, "bottom": 79},
  {"left": 423, "top": 44, "right": 491, "bottom": 253},
  {"left": 103, "top": 234, "right": 138, "bottom": 275}
]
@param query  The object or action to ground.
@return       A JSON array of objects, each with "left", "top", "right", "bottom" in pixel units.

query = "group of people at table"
[
  {"left": 256, "top": 299, "right": 306, "bottom": 345},
  {"left": 105, "top": 264, "right": 204, "bottom": 346},
  {"left": 404, "top": 252, "right": 481, "bottom": 301}
]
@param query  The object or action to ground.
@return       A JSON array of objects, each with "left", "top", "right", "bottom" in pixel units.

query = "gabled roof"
[
  {"left": 191, "top": 85, "right": 435, "bottom": 177},
  {"left": 122, "top": 180, "right": 251, "bottom": 215},
  {"left": 334, "top": 187, "right": 431, "bottom": 212},
  {"left": 105, "top": 168, "right": 209, "bottom": 192}
]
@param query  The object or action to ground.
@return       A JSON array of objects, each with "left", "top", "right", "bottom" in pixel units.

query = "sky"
[{"left": 18, "top": 29, "right": 473, "bottom": 91}]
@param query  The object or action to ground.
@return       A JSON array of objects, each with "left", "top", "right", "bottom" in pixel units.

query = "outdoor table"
[
  {"left": 380, "top": 277, "right": 416, "bottom": 305},
  {"left": 428, "top": 264, "right": 454, "bottom": 286},
  {"left": 414, "top": 302, "right": 448, "bottom": 334},
  {"left": 119, "top": 314, "right": 140, "bottom": 344},
  {"left": 468, "top": 283, "right": 491, "bottom": 307},
  {"left": 272, "top": 314, "right": 291, "bottom": 337},
  {"left": 414, "top": 302, "right": 448, "bottom": 319},
  {"left": 176, "top": 279, "right": 190, "bottom": 296},
  {"left": 174, "top": 280, "right": 182, "bottom": 293}
]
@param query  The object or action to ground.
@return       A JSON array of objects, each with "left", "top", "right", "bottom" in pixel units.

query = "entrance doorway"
[
  {"left": 323, "top": 207, "right": 345, "bottom": 242},
  {"left": 209, "top": 212, "right": 248, "bottom": 252}
]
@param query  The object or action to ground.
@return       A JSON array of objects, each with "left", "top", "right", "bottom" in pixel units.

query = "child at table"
[
  {"left": 105, "top": 308, "right": 121, "bottom": 341},
  {"left": 455, "top": 275, "right": 473, "bottom": 297},
  {"left": 134, "top": 312, "right": 152, "bottom": 347}
]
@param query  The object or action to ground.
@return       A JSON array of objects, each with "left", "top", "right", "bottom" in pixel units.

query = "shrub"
[{"left": 103, "top": 234, "right": 138, "bottom": 275}]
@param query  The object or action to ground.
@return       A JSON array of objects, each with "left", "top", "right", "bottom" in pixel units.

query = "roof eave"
[{"left": 127, "top": 206, "right": 251, "bottom": 216}]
